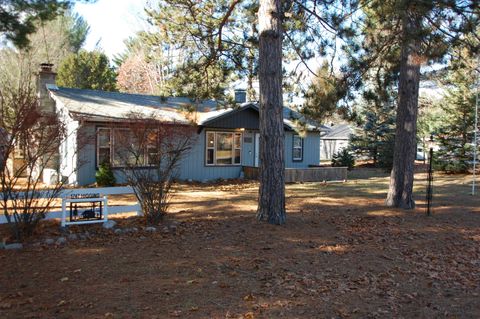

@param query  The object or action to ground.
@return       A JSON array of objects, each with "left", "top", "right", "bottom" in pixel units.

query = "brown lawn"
[{"left": 1, "top": 171, "right": 479, "bottom": 318}]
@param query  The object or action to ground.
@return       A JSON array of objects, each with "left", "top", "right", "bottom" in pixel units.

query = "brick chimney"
[{"left": 37, "top": 63, "right": 57, "bottom": 113}]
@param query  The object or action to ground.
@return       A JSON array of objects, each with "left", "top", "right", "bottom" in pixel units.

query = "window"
[
  {"left": 113, "top": 129, "right": 142, "bottom": 166},
  {"left": 206, "top": 132, "right": 215, "bottom": 165},
  {"left": 292, "top": 135, "right": 303, "bottom": 161},
  {"left": 96, "top": 128, "right": 159, "bottom": 167},
  {"left": 205, "top": 131, "right": 242, "bottom": 166},
  {"left": 97, "top": 128, "right": 111, "bottom": 165},
  {"left": 146, "top": 130, "right": 159, "bottom": 166},
  {"left": 14, "top": 135, "right": 27, "bottom": 159},
  {"left": 14, "top": 145, "right": 25, "bottom": 159}
]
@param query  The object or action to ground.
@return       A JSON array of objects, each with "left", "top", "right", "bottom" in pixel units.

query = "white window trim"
[
  {"left": 205, "top": 131, "right": 242, "bottom": 166},
  {"left": 96, "top": 128, "right": 112, "bottom": 166},
  {"left": 292, "top": 134, "right": 303, "bottom": 162}
]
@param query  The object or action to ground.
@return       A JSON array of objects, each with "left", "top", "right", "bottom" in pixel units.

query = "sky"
[
  {"left": 71, "top": 0, "right": 324, "bottom": 99},
  {"left": 74, "top": 0, "right": 150, "bottom": 60},
  {"left": 71, "top": 0, "right": 443, "bottom": 99}
]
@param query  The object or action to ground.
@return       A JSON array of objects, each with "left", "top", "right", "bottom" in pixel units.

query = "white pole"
[{"left": 473, "top": 55, "right": 479, "bottom": 196}]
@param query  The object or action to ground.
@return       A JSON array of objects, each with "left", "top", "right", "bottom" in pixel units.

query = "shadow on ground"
[{"left": 1, "top": 173, "right": 479, "bottom": 318}]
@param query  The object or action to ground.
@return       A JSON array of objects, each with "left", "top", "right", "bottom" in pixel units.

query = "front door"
[{"left": 254, "top": 133, "right": 260, "bottom": 167}]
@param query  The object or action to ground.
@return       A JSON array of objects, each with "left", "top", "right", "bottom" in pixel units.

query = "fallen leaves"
[
  {"left": 0, "top": 301, "right": 12, "bottom": 309},
  {"left": 243, "top": 312, "right": 255, "bottom": 319},
  {"left": 1, "top": 175, "right": 480, "bottom": 318}
]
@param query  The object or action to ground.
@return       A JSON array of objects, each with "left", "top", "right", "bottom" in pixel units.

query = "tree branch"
[
  {"left": 291, "top": 0, "right": 336, "bottom": 33},
  {"left": 217, "top": 0, "right": 242, "bottom": 54},
  {"left": 285, "top": 31, "right": 318, "bottom": 77}
]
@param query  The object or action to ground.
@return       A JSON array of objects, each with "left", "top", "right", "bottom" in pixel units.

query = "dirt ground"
[{"left": 1, "top": 172, "right": 480, "bottom": 318}]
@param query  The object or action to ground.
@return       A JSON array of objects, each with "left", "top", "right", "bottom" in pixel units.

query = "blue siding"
[
  {"left": 75, "top": 124, "right": 320, "bottom": 186},
  {"left": 176, "top": 129, "right": 243, "bottom": 181},
  {"left": 77, "top": 124, "right": 96, "bottom": 185},
  {"left": 76, "top": 124, "right": 131, "bottom": 185},
  {"left": 205, "top": 108, "right": 260, "bottom": 130},
  {"left": 76, "top": 124, "right": 246, "bottom": 185},
  {"left": 284, "top": 131, "right": 320, "bottom": 168}
]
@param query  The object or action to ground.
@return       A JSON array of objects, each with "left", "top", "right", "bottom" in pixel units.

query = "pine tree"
[
  {"left": 435, "top": 46, "right": 479, "bottom": 173},
  {"left": 350, "top": 68, "right": 397, "bottom": 168},
  {"left": 143, "top": 0, "right": 336, "bottom": 224},
  {"left": 0, "top": 0, "right": 70, "bottom": 48},
  {"left": 340, "top": 0, "right": 479, "bottom": 209},
  {"left": 302, "top": 61, "right": 346, "bottom": 123},
  {"left": 0, "top": 11, "right": 89, "bottom": 91},
  {"left": 256, "top": 0, "right": 285, "bottom": 224},
  {"left": 57, "top": 50, "right": 117, "bottom": 91}
]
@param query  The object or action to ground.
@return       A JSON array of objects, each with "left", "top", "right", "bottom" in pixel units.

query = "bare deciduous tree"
[
  {"left": 0, "top": 79, "right": 74, "bottom": 240},
  {"left": 111, "top": 113, "right": 196, "bottom": 225}
]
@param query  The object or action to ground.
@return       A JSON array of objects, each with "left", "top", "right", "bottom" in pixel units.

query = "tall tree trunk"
[
  {"left": 247, "top": 52, "right": 255, "bottom": 101},
  {"left": 247, "top": 23, "right": 257, "bottom": 102},
  {"left": 256, "top": 0, "right": 286, "bottom": 224},
  {"left": 386, "top": 14, "right": 421, "bottom": 209}
]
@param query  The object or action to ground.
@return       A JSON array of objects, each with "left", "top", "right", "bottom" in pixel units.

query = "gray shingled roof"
[
  {"left": 323, "top": 124, "right": 352, "bottom": 139},
  {"left": 48, "top": 86, "right": 327, "bottom": 131},
  {"left": 49, "top": 87, "right": 221, "bottom": 123}
]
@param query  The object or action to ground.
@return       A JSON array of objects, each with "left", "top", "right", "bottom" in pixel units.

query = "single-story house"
[
  {"left": 320, "top": 124, "right": 352, "bottom": 161},
  {"left": 33, "top": 64, "right": 330, "bottom": 186}
]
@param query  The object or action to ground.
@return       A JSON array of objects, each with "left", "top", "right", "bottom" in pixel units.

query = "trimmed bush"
[
  {"left": 331, "top": 148, "right": 355, "bottom": 170},
  {"left": 95, "top": 162, "right": 116, "bottom": 186}
]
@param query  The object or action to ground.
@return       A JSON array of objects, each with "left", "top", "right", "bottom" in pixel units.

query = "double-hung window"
[
  {"left": 292, "top": 135, "right": 303, "bottom": 162},
  {"left": 206, "top": 131, "right": 242, "bottom": 165},
  {"left": 146, "top": 130, "right": 159, "bottom": 166},
  {"left": 97, "top": 128, "right": 111, "bottom": 165},
  {"left": 96, "top": 127, "right": 159, "bottom": 167}
]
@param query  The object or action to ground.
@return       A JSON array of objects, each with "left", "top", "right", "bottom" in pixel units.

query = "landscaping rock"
[
  {"left": 161, "top": 227, "right": 170, "bottom": 234},
  {"left": 124, "top": 227, "right": 138, "bottom": 234},
  {"left": 145, "top": 226, "right": 157, "bottom": 232},
  {"left": 68, "top": 234, "right": 78, "bottom": 241},
  {"left": 5, "top": 243, "right": 23, "bottom": 250},
  {"left": 44, "top": 238, "right": 55, "bottom": 245},
  {"left": 102, "top": 220, "right": 117, "bottom": 229},
  {"left": 56, "top": 237, "right": 67, "bottom": 245},
  {"left": 114, "top": 228, "right": 123, "bottom": 235}
]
